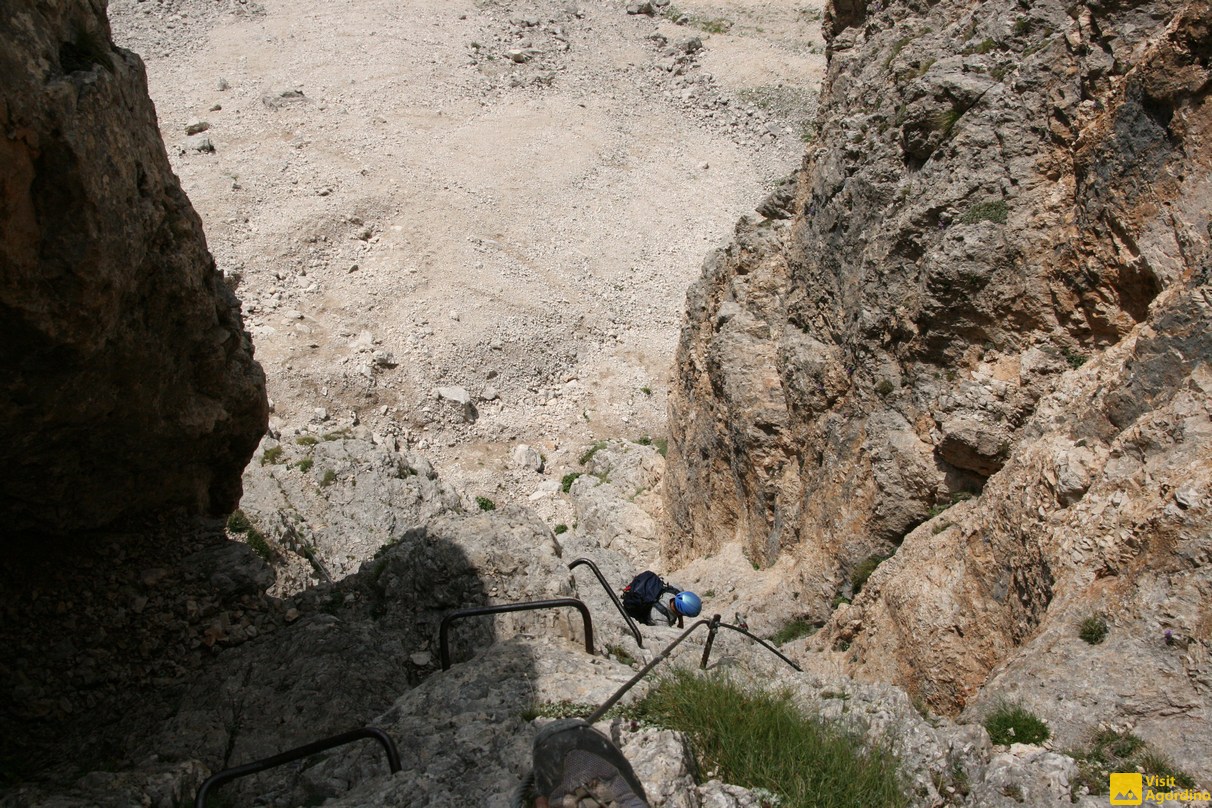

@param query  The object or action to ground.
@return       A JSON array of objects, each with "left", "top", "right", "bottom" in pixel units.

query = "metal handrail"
[
  {"left": 701, "top": 620, "right": 803, "bottom": 673},
  {"left": 585, "top": 617, "right": 715, "bottom": 722},
  {"left": 438, "top": 597, "right": 594, "bottom": 670},
  {"left": 568, "top": 557, "right": 644, "bottom": 649},
  {"left": 583, "top": 613, "right": 802, "bottom": 723},
  {"left": 194, "top": 726, "right": 401, "bottom": 807}
]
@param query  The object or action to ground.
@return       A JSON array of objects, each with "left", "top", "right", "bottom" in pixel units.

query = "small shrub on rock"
[
  {"left": 226, "top": 509, "right": 251, "bottom": 533},
  {"left": 984, "top": 703, "right": 1049, "bottom": 746},
  {"left": 771, "top": 618, "right": 817, "bottom": 645},
  {"left": 959, "top": 200, "right": 1008, "bottom": 224},
  {"left": 1079, "top": 615, "right": 1108, "bottom": 644}
]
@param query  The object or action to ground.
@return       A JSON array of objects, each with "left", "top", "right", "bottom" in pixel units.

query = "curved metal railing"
[
  {"left": 700, "top": 615, "right": 803, "bottom": 673},
  {"left": 584, "top": 613, "right": 801, "bottom": 723},
  {"left": 438, "top": 597, "right": 594, "bottom": 670},
  {"left": 193, "top": 726, "right": 401, "bottom": 807},
  {"left": 568, "top": 557, "right": 644, "bottom": 649}
]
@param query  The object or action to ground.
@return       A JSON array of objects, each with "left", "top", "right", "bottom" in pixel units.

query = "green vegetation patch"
[
  {"left": 927, "top": 491, "right": 975, "bottom": 518},
  {"left": 228, "top": 510, "right": 274, "bottom": 562},
  {"left": 1063, "top": 347, "right": 1088, "bottom": 369},
  {"left": 319, "top": 469, "right": 337, "bottom": 487},
  {"left": 851, "top": 554, "right": 891, "bottom": 596},
  {"left": 553, "top": 523, "right": 568, "bottom": 535},
  {"left": 653, "top": 438, "right": 669, "bottom": 457},
  {"left": 296, "top": 435, "right": 319, "bottom": 446},
  {"left": 959, "top": 200, "right": 1009, "bottom": 224},
  {"left": 931, "top": 105, "right": 963, "bottom": 135},
  {"left": 984, "top": 703, "right": 1050, "bottom": 746},
  {"left": 475, "top": 496, "right": 496, "bottom": 512},
  {"left": 561, "top": 472, "right": 582, "bottom": 493},
  {"left": 770, "top": 618, "right": 818, "bottom": 646},
  {"left": 635, "top": 670, "right": 907, "bottom": 808},
  {"left": 1078, "top": 614, "right": 1108, "bottom": 644},
  {"left": 1068, "top": 729, "right": 1198, "bottom": 798},
  {"left": 579, "top": 440, "right": 608, "bottom": 466},
  {"left": 962, "top": 37, "right": 997, "bottom": 55},
  {"left": 261, "top": 445, "right": 285, "bottom": 465},
  {"left": 245, "top": 526, "right": 274, "bottom": 563},
  {"left": 226, "top": 509, "right": 252, "bottom": 534},
  {"left": 606, "top": 644, "right": 639, "bottom": 666},
  {"left": 884, "top": 35, "right": 917, "bottom": 70}
]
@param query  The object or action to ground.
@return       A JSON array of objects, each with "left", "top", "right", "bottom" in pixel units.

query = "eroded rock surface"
[
  {"left": 0, "top": 0, "right": 267, "bottom": 532},
  {"left": 237, "top": 427, "right": 461, "bottom": 593},
  {"left": 666, "top": 0, "right": 1211, "bottom": 780}
]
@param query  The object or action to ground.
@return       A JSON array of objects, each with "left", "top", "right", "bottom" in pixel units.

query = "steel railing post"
[
  {"left": 438, "top": 598, "right": 594, "bottom": 670},
  {"left": 194, "top": 726, "right": 401, "bottom": 808},
  {"left": 568, "top": 557, "right": 645, "bottom": 649}
]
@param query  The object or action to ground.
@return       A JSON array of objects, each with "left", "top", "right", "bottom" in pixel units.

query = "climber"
[{"left": 620, "top": 570, "right": 702, "bottom": 629}]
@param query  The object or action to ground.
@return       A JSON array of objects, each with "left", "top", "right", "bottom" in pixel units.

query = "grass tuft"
[
  {"left": 962, "top": 37, "right": 997, "bottom": 55},
  {"left": 851, "top": 554, "right": 890, "bottom": 596},
  {"left": 1068, "top": 728, "right": 1198, "bottom": 797},
  {"left": 984, "top": 703, "right": 1050, "bottom": 746},
  {"left": 579, "top": 440, "right": 608, "bottom": 466},
  {"left": 770, "top": 618, "right": 818, "bottom": 645},
  {"left": 475, "top": 496, "right": 496, "bottom": 512},
  {"left": 245, "top": 526, "right": 274, "bottom": 563},
  {"left": 561, "top": 472, "right": 582, "bottom": 493},
  {"left": 931, "top": 105, "right": 962, "bottom": 135},
  {"left": 226, "top": 510, "right": 251, "bottom": 534},
  {"left": 229, "top": 509, "right": 274, "bottom": 562},
  {"left": 634, "top": 670, "right": 907, "bottom": 807},
  {"left": 1078, "top": 614, "right": 1108, "bottom": 644},
  {"left": 261, "top": 445, "right": 285, "bottom": 465}
]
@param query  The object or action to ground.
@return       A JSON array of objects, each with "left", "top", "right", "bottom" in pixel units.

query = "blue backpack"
[{"left": 622, "top": 571, "right": 665, "bottom": 609}]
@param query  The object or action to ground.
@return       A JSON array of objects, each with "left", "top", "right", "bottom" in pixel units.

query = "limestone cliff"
[
  {"left": 667, "top": 0, "right": 1210, "bottom": 776},
  {"left": 0, "top": 0, "right": 267, "bottom": 532}
]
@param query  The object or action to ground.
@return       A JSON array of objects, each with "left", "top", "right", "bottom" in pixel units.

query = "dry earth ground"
[{"left": 110, "top": 0, "right": 824, "bottom": 515}]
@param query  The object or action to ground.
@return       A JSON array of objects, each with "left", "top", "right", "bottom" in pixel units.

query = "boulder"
[{"left": 0, "top": 0, "right": 267, "bottom": 533}]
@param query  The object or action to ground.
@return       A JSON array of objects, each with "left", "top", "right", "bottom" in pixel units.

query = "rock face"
[
  {"left": 237, "top": 428, "right": 462, "bottom": 592},
  {"left": 667, "top": 0, "right": 1211, "bottom": 778},
  {"left": 0, "top": 0, "right": 267, "bottom": 532}
]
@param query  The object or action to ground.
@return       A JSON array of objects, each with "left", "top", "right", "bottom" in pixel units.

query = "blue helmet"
[{"left": 674, "top": 591, "right": 702, "bottom": 617}]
